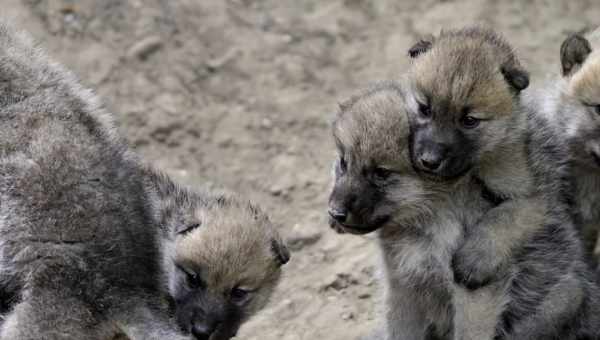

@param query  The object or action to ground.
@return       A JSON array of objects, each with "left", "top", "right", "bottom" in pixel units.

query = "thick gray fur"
[
  {"left": 533, "top": 28, "right": 600, "bottom": 266},
  {"left": 0, "top": 22, "right": 287, "bottom": 340},
  {"left": 0, "top": 21, "right": 188, "bottom": 340}
]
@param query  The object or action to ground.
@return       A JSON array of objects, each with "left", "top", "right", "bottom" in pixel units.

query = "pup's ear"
[
  {"left": 176, "top": 222, "right": 201, "bottom": 236},
  {"left": 271, "top": 239, "right": 290, "bottom": 267},
  {"left": 408, "top": 36, "right": 435, "bottom": 58},
  {"left": 500, "top": 65, "right": 529, "bottom": 93},
  {"left": 560, "top": 33, "right": 592, "bottom": 76}
]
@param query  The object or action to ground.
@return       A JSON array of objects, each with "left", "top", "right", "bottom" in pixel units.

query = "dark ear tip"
[{"left": 271, "top": 239, "right": 290, "bottom": 266}]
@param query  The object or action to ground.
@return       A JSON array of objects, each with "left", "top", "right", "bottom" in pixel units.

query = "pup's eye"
[
  {"left": 373, "top": 167, "right": 393, "bottom": 180},
  {"left": 186, "top": 272, "right": 203, "bottom": 289},
  {"left": 583, "top": 103, "right": 600, "bottom": 116},
  {"left": 178, "top": 266, "right": 203, "bottom": 290},
  {"left": 418, "top": 101, "right": 432, "bottom": 118},
  {"left": 460, "top": 115, "right": 480, "bottom": 129},
  {"left": 176, "top": 223, "right": 201, "bottom": 235},
  {"left": 230, "top": 287, "right": 251, "bottom": 305},
  {"left": 339, "top": 156, "right": 347, "bottom": 173}
]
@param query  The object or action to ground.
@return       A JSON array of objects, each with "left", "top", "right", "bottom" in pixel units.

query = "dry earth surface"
[{"left": 4, "top": 0, "right": 600, "bottom": 339}]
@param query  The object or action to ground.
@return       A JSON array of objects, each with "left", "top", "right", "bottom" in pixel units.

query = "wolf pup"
[
  {"left": 328, "top": 81, "right": 512, "bottom": 340},
  {"left": 405, "top": 26, "right": 600, "bottom": 339}
]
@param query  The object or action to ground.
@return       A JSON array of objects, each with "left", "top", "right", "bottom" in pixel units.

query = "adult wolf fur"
[{"left": 0, "top": 22, "right": 288, "bottom": 340}]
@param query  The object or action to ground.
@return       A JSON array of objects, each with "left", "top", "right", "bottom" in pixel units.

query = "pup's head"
[
  {"left": 149, "top": 173, "right": 289, "bottom": 340},
  {"left": 405, "top": 26, "right": 529, "bottom": 180},
  {"left": 328, "top": 81, "right": 453, "bottom": 235},
  {"left": 558, "top": 29, "right": 600, "bottom": 169}
]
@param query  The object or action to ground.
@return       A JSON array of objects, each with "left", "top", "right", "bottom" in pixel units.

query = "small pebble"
[
  {"left": 358, "top": 292, "right": 372, "bottom": 299},
  {"left": 341, "top": 311, "right": 354, "bottom": 320},
  {"left": 127, "top": 36, "right": 163, "bottom": 60}
]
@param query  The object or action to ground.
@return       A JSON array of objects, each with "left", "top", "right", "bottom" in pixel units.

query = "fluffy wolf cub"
[{"left": 404, "top": 26, "right": 600, "bottom": 339}]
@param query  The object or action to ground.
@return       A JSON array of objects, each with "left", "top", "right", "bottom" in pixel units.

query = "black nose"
[
  {"left": 419, "top": 154, "right": 443, "bottom": 171},
  {"left": 192, "top": 323, "right": 218, "bottom": 340},
  {"left": 328, "top": 208, "right": 347, "bottom": 223}
]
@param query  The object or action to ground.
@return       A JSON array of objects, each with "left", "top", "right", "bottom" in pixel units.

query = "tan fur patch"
[
  {"left": 334, "top": 85, "right": 412, "bottom": 172},
  {"left": 410, "top": 33, "right": 515, "bottom": 119},
  {"left": 175, "top": 198, "right": 281, "bottom": 294},
  {"left": 569, "top": 51, "right": 600, "bottom": 104}
]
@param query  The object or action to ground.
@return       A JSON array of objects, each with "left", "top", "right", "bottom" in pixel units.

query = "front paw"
[{"left": 451, "top": 245, "right": 501, "bottom": 290}]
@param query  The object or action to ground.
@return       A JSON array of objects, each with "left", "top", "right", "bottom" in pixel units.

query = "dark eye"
[
  {"left": 373, "top": 167, "right": 392, "bottom": 180},
  {"left": 460, "top": 115, "right": 480, "bottom": 129},
  {"left": 418, "top": 101, "right": 432, "bottom": 118},
  {"left": 339, "top": 156, "right": 347, "bottom": 173},
  {"left": 176, "top": 223, "right": 201, "bottom": 235},
  {"left": 187, "top": 273, "right": 202, "bottom": 289},
  {"left": 178, "top": 266, "right": 203, "bottom": 290},
  {"left": 583, "top": 103, "right": 600, "bottom": 116},
  {"left": 230, "top": 287, "right": 250, "bottom": 304}
]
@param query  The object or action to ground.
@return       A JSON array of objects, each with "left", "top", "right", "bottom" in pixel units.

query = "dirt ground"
[{"left": 4, "top": 1, "right": 600, "bottom": 339}]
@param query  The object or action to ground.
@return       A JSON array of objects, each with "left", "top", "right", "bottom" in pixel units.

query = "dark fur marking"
[
  {"left": 247, "top": 203, "right": 262, "bottom": 220},
  {"left": 424, "top": 324, "right": 440, "bottom": 340},
  {"left": 271, "top": 239, "right": 290, "bottom": 266},
  {"left": 216, "top": 195, "right": 228, "bottom": 206},
  {"left": 408, "top": 39, "right": 433, "bottom": 58},
  {"left": 472, "top": 176, "right": 506, "bottom": 207},
  {"left": 0, "top": 285, "right": 19, "bottom": 315},
  {"left": 497, "top": 224, "right": 574, "bottom": 338}
]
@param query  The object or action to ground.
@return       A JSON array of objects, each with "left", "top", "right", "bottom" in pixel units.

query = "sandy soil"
[{"left": 4, "top": 0, "right": 600, "bottom": 339}]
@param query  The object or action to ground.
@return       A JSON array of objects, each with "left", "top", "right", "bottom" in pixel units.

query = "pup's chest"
[{"left": 380, "top": 219, "right": 462, "bottom": 283}]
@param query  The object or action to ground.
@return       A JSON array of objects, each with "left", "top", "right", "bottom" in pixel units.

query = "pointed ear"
[
  {"left": 271, "top": 239, "right": 290, "bottom": 267},
  {"left": 408, "top": 36, "right": 434, "bottom": 58},
  {"left": 500, "top": 65, "right": 529, "bottom": 94},
  {"left": 560, "top": 34, "right": 592, "bottom": 76},
  {"left": 176, "top": 222, "right": 201, "bottom": 236}
]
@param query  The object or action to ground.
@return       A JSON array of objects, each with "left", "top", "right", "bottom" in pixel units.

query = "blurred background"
[{"left": 5, "top": 1, "right": 600, "bottom": 339}]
